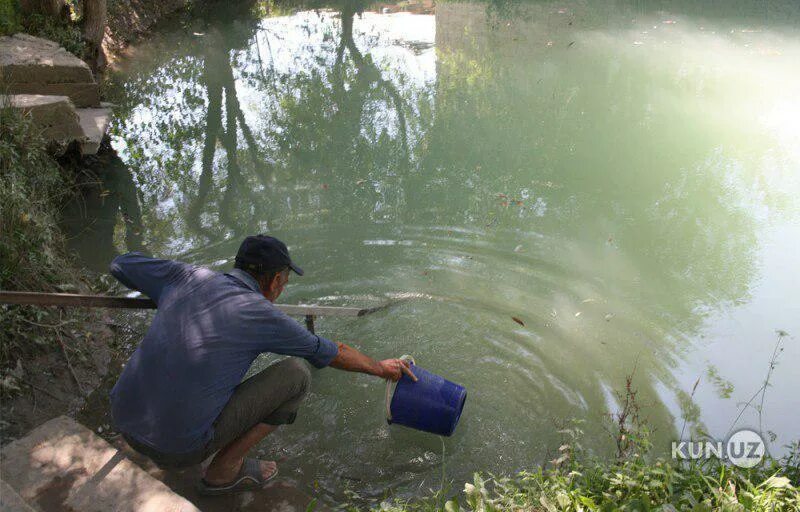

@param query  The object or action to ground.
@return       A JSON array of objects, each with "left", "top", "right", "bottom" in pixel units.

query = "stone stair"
[
  {"left": 0, "top": 34, "right": 112, "bottom": 155},
  {"left": 3, "top": 94, "right": 112, "bottom": 155},
  {"left": 0, "top": 416, "right": 200, "bottom": 512}
]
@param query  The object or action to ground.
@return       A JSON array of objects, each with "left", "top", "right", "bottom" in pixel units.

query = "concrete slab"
[
  {"left": 0, "top": 416, "right": 200, "bottom": 512},
  {"left": 0, "top": 33, "right": 93, "bottom": 83},
  {"left": 76, "top": 107, "right": 112, "bottom": 155},
  {"left": 0, "top": 479, "right": 38, "bottom": 512},
  {"left": 4, "top": 95, "right": 111, "bottom": 156},
  {"left": 0, "top": 34, "right": 100, "bottom": 107}
]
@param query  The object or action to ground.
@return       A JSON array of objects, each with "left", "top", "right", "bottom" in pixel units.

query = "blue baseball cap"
[{"left": 235, "top": 235, "right": 304, "bottom": 276}]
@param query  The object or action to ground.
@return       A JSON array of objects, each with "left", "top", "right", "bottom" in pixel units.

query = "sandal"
[{"left": 197, "top": 458, "right": 278, "bottom": 495}]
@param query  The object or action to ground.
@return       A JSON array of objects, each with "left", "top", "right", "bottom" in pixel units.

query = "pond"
[{"left": 63, "top": 0, "right": 800, "bottom": 503}]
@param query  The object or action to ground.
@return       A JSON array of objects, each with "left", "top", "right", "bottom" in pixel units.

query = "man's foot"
[
  {"left": 199, "top": 458, "right": 278, "bottom": 495},
  {"left": 204, "top": 457, "right": 277, "bottom": 485}
]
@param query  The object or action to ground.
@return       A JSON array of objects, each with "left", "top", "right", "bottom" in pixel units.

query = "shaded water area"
[{"left": 64, "top": 0, "right": 800, "bottom": 503}]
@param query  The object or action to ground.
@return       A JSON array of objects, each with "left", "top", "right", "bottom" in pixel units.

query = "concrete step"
[
  {"left": 5, "top": 82, "right": 101, "bottom": 110},
  {"left": 0, "top": 479, "right": 39, "bottom": 512},
  {"left": 0, "top": 416, "right": 200, "bottom": 512},
  {"left": 3, "top": 94, "right": 83, "bottom": 147},
  {"left": 0, "top": 34, "right": 100, "bottom": 108},
  {"left": 3, "top": 94, "right": 111, "bottom": 156}
]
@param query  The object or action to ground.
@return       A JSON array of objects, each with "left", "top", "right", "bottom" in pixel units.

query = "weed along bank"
[{"left": 1, "top": 0, "right": 799, "bottom": 511}]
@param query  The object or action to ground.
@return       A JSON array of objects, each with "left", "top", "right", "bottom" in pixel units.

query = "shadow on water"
[
  {"left": 65, "top": 0, "right": 800, "bottom": 504},
  {"left": 61, "top": 143, "right": 147, "bottom": 272}
]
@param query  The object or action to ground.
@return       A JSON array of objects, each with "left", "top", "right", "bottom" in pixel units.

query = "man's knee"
[{"left": 278, "top": 357, "right": 311, "bottom": 395}]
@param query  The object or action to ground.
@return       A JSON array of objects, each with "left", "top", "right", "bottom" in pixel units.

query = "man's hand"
[
  {"left": 378, "top": 358, "right": 417, "bottom": 382},
  {"left": 329, "top": 343, "right": 418, "bottom": 382}
]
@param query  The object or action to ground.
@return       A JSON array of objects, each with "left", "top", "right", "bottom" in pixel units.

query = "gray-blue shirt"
[{"left": 109, "top": 252, "right": 339, "bottom": 454}]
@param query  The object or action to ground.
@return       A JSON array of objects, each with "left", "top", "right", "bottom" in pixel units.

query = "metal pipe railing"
[{"left": 0, "top": 291, "right": 387, "bottom": 334}]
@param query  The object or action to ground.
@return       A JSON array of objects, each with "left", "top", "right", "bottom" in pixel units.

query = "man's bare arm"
[{"left": 329, "top": 343, "right": 417, "bottom": 382}]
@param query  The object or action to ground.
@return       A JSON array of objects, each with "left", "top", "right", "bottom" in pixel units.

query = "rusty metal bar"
[{"left": 0, "top": 291, "right": 376, "bottom": 318}]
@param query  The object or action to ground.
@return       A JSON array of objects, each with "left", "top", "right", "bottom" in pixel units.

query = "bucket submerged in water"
[{"left": 385, "top": 357, "right": 467, "bottom": 436}]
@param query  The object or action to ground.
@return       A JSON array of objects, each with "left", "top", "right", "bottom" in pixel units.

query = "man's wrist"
[{"left": 369, "top": 360, "right": 385, "bottom": 379}]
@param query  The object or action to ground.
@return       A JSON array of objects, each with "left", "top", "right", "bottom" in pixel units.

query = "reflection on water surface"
[{"left": 64, "top": 0, "right": 800, "bottom": 502}]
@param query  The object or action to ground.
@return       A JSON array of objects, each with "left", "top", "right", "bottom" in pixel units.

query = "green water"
[{"left": 65, "top": 0, "right": 800, "bottom": 502}]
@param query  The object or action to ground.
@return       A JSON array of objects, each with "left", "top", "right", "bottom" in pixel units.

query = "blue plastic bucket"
[{"left": 385, "top": 358, "right": 467, "bottom": 436}]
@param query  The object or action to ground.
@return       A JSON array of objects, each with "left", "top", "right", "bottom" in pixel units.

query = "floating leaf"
[{"left": 512, "top": 316, "right": 525, "bottom": 326}]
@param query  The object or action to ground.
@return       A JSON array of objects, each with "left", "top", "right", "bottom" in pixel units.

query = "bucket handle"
[{"left": 385, "top": 354, "right": 415, "bottom": 422}]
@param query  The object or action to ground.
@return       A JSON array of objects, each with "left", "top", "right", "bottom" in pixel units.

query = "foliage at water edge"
[{"left": 359, "top": 372, "right": 800, "bottom": 512}]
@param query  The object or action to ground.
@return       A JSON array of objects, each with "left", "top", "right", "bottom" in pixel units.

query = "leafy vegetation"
[
  {"left": 0, "top": 102, "right": 83, "bottom": 375},
  {"left": 0, "top": 0, "right": 22, "bottom": 35},
  {"left": 368, "top": 364, "right": 799, "bottom": 512},
  {"left": 363, "top": 329, "right": 800, "bottom": 511},
  {"left": 370, "top": 421, "right": 799, "bottom": 511},
  {"left": 418, "top": 453, "right": 800, "bottom": 512},
  {"left": 0, "top": 103, "right": 72, "bottom": 291}
]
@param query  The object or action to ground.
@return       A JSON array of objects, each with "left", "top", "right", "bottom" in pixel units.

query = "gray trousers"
[{"left": 124, "top": 357, "right": 311, "bottom": 468}]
